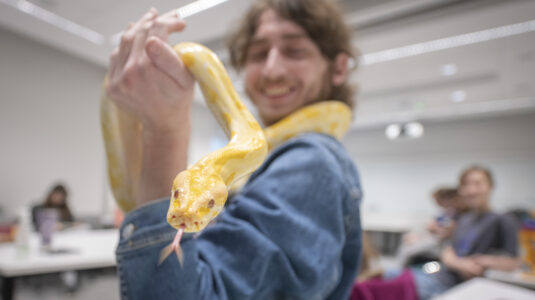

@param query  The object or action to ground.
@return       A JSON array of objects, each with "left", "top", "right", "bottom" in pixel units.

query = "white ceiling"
[
  {"left": 0, "top": 0, "right": 466, "bottom": 66},
  {"left": 1, "top": 0, "right": 535, "bottom": 129},
  {"left": 0, "top": 0, "right": 256, "bottom": 65}
]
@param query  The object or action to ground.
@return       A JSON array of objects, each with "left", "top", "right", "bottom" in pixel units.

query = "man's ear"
[{"left": 331, "top": 53, "right": 349, "bottom": 86}]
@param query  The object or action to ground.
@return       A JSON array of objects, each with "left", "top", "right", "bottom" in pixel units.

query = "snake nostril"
[{"left": 208, "top": 199, "right": 215, "bottom": 208}]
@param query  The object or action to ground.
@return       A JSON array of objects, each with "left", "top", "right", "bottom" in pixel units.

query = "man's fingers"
[
  {"left": 117, "top": 9, "right": 158, "bottom": 71},
  {"left": 129, "top": 10, "right": 159, "bottom": 63},
  {"left": 145, "top": 37, "right": 194, "bottom": 88},
  {"left": 147, "top": 12, "right": 187, "bottom": 42},
  {"left": 156, "top": 9, "right": 187, "bottom": 34},
  {"left": 154, "top": 18, "right": 187, "bottom": 37}
]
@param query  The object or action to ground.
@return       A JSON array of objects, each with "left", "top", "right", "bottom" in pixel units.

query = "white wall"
[
  {"left": 162, "top": 103, "right": 535, "bottom": 225},
  {"left": 344, "top": 112, "right": 535, "bottom": 220},
  {"left": 353, "top": 0, "right": 535, "bottom": 128},
  {"left": 1, "top": 1, "right": 534, "bottom": 224},
  {"left": 0, "top": 27, "right": 108, "bottom": 217},
  {"left": 0, "top": 26, "right": 221, "bottom": 218}
]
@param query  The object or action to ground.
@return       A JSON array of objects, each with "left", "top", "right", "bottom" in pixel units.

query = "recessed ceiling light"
[
  {"left": 385, "top": 123, "right": 401, "bottom": 140},
  {"left": 440, "top": 64, "right": 458, "bottom": 76},
  {"left": 405, "top": 122, "right": 424, "bottom": 138},
  {"left": 385, "top": 122, "right": 424, "bottom": 139},
  {"left": 450, "top": 90, "right": 467, "bottom": 103}
]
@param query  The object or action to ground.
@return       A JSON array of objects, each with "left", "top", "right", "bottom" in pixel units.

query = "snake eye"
[
  {"left": 208, "top": 199, "right": 215, "bottom": 208},
  {"left": 173, "top": 190, "right": 179, "bottom": 199}
]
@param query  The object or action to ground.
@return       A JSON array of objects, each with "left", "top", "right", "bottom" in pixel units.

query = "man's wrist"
[
  {"left": 142, "top": 109, "right": 191, "bottom": 141},
  {"left": 138, "top": 112, "right": 191, "bottom": 206}
]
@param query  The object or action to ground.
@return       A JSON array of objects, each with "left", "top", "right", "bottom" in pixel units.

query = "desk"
[
  {"left": 485, "top": 269, "right": 535, "bottom": 290},
  {"left": 362, "top": 213, "right": 428, "bottom": 256},
  {"left": 0, "top": 228, "right": 118, "bottom": 300},
  {"left": 435, "top": 277, "right": 535, "bottom": 300},
  {"left": 362, "top": 212, "right": 428, "bottom": 232}
]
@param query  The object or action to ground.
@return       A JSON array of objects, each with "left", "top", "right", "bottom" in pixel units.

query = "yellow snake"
[{"left": 101, "top": 42, "right": 352, "bottom": 263}]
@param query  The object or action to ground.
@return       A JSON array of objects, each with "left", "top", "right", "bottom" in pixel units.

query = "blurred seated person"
[
  {"left": 426, "top": 187, "right": 468, "bottom": 240},
  {"left": 417, "top": 165, "right": 520, "bottom": 299},
  {"left": 362, "top": 165, "right": 521, "bottom": 300},
  {"left": 32, "top": 184, "right": 75, "bottom": 230},
  {"left": 397, "top": 187, "right": 467, "bottom": 267},
  {"left": 504, "top": 207, "right": 533, "bottom": 229},
  {"left": 438, "top": 165, "right": 521, "bottom": 283}
]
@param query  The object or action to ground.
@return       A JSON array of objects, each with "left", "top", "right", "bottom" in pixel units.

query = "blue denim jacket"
[{"left": 116, "top": 133, "right": 362, "bottom": 300}]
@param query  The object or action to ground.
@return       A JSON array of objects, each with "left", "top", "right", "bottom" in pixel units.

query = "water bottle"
[{"left": 15, "top": 207, "right": 31, "bottom": 257}]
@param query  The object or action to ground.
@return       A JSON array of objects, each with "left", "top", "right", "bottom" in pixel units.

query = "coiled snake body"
[{"left": 101, "top": 42, "right": 352, "bottom": 263}]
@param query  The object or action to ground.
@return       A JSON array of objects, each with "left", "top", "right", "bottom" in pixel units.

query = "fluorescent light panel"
[
  {"left": 0, "top": 0, "right": 104, "bottom": 45},
  {"left": 361, "top": 19, "right": 535, "bottom": 66},
  {"left": 111, "top": 0, "right": 230, "bottom": 46},
  {"left": 177, "top": 0, "right": 229, "bottom": 19}
]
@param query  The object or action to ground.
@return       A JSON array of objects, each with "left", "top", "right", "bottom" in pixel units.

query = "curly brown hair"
[{"left": 227, "top": 0, "right": 357, "bottom": 110}]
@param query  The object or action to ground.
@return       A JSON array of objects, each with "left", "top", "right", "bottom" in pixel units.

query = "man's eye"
[
  {"left": 285, "top": 48, "right": 306, "bottom": 58},
  {"left": 247, "top": 50, "right": 268, "bottom": 62}
]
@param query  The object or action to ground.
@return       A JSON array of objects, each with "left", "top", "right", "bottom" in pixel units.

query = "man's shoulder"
[
  {"left": 458, "top": 211, "right": 504, "bottom": 232},
  {"left": 271, "top": 132, "right": 348, "bottom": 161},
  {"left": 252, "top": 132, "right": 360, "bottom": 189}
]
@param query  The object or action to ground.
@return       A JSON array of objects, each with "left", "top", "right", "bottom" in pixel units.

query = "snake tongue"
[{"left": 158, "top": 226, "right": 185, "bottom": 267}]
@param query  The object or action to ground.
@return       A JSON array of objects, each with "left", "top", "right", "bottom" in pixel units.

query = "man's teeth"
[{"left": 265, "top": 87, "right": 291, "bottom": 96}]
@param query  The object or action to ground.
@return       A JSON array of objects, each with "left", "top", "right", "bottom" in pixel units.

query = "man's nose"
[{"left": 262, "top": 48, "right": 285, "bottom": 80}]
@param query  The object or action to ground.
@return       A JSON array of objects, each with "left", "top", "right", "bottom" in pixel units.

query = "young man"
[{"left": 107, "top": 0, "right": 362, "bottom": 299}]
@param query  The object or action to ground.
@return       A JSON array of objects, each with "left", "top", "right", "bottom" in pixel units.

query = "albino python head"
[{"left": 167, "top": 167, "right": 228, "bottom": 232}]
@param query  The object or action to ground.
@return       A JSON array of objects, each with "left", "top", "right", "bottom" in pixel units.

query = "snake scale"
[{"left": 101, "top": 42, "right": 352, "bottom": 264}]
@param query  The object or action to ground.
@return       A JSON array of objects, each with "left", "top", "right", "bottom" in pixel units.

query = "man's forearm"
[
  {"left": 138, "top": 115, "right": 191, "bottom": 206},
  {"left": 441, "top": 246, "right": 459, "bottom": 269},
  {"left": 476, "top": 255, "right": 521, "bottom": 271}
]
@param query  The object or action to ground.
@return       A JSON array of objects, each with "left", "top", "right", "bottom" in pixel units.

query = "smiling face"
[
  {"left": 243, "top": 9, "right": 335, "bottom": 126},
  {"left": 459, "top": 170, "right": 492, "bottom": 211}
]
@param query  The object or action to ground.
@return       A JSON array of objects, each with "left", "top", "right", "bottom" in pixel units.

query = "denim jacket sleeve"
[{"left": 116, "top": 133, "right": 362, "bottom": 300}]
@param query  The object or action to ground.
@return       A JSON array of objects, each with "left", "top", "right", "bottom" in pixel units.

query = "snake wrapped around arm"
[{"left": 101, "top": 42, "right": 352, "bottom": 264}]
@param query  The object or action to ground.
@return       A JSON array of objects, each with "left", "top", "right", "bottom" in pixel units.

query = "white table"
[
  {"left": 362, "top": 212, "right": 428, "bottom": 232},
  {"left": 485, "top": 269, "right": 535, "bottom": 290},
  {"left": 0, "top": 228, "right": 118, "bottom": 300},
  {"left": 435, "top": 277, "right": 535, "bottom": 300},
  {"left": 362, "top": 212, "right": 429, "bottom": 256}
]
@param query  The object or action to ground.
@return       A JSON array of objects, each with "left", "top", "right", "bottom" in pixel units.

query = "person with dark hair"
[
  {"left": 32, "top": 184, "right": 74, "bottom": 230},
  {"left": 107, "top": 0, "right": 362, "bottom": 299},
  {"left": 42, "top": 184, "right": 74, "bottom": 223}
]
